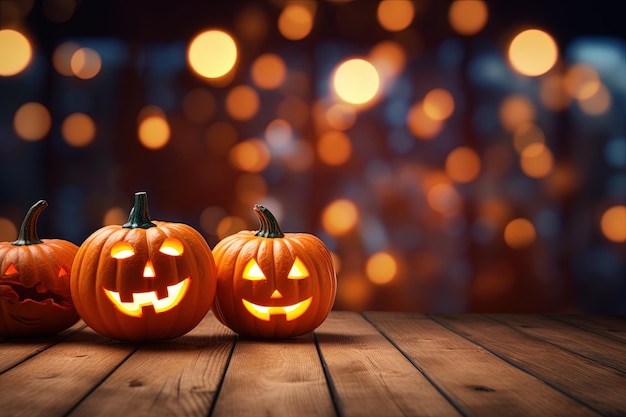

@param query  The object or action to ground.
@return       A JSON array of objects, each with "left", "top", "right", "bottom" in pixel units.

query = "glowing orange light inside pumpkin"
[
  {"left": 111, "top": 242, "right": 134, "bottom": 259},
  {"left": 143, "top": 260, "right": 156, "bottom": 278},
  {"left": 4, "top": 264, "right": 18, "bottom": 275},
  {"left": 103, "top": 277, "right": 191, "bottom": 318},
  {"left": 287, "top": 257, "right": 309, "bottom": 279},
  {"left": 159, "top": 238, "right": 184, "bottom": 256},
  {"left": 242, "top": 296, "right": 313, "bottom": 321}
]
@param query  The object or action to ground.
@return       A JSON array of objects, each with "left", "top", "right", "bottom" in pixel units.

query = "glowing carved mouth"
[
  {"left": 242, "top": 296, "right": 312, "bottom": 321},
  {"left": 103, "top": 277, "right": 190, "bottom": 318}
]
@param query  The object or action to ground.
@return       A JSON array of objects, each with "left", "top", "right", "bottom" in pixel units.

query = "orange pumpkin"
[
  {"left": 0, "top": 200, "right": 79, "bottom": 336},
  {"left": 212, "top": 205, "right": 336, "bottom": 338},
  {"left": 70, "top": 192, "right": 217, "bottom": 341}
]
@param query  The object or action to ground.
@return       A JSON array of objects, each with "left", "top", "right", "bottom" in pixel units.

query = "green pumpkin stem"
[
  {"left": 123, "top": 192, "right": 156, "bottom": 229},
  {"left": 254, "top": 205, "right": 284, "bottom": 238},
  {"left": 12, "top": 200, "right": 47, "bottom": 246}
]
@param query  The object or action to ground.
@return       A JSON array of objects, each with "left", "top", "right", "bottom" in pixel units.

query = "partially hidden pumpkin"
[
  {"left": 0, "top": 200, "right": 79, "bottom": 337},
  {"left": 70, "top": 192, "right": 217, "bottom": 341},
  {"left": 212, "top": 204, "right": 336, "bottom": 338}
]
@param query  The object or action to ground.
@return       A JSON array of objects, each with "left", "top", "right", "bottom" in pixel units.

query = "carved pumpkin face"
[
  {"left": 70, "top": 192, "right": 217, "bottom": 341},
  {"left": 0, "top": 200, "right": 79, "bottom": 337},
  {"left": 212, "top": 205, "right": 336, "bottom": 338}
]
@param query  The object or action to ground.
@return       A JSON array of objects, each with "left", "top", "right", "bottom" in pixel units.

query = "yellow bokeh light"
[
  {"left": 251, "top": 53, "right": 286, "bottom": 90},
  {"left": 366, "top": 252, "right": 398, "bottom": 285},
  {"left": 332, "top": 58, "right": 380, "bottom": 105},
  {"left": 278, "top": 3, "right": 314, "bottom": 41},
  {"left": 70, "top": 47, "right": 102, "bottom": 79},
  {"left": 520, "top": 143, "right": 554, "bottom": 178},
  {"left": 423, "top": 88, "right": 455, "bottom": 121},
  {"left": 138, "top": 115, "right": 170, "bottom": 150},
  {"left": 508, "top": 29, "right": 558, "bottom": 77},
  {"left": 504, "top": 218, "right": 536, "bottom": 249},
  {"left": 187, "top": 30, "right": 238, "bottom": 79},
  {"left": 229, "top": 139, "right": 270, "bottom": 173},
  {"left": 377, "top": 0, "right": 414, "bottom": 32},
  {"left": 321, "top": 199, "right": 358, "bottom": 237},
  {"left": 600, "top": 206, "right": 626, "bottom": 243},
  {"left": 225, "top": 85, "right": 260, "bottom": 121},
  {"left": 407, "top": 102, "right": 443, "bottom": 140},
  {"left": 445, "top": 146, "right": 481, "bottom": 183},
  {"left": 61, "top": 113, "right": 96, "bottom": 147},
  {"left": 499, "top": 94, "right": 535, "bottom": 132},
  {"left": 13, "top": 102, "right": 51, "bottom": 141},
  {"left": 317, "top": 130, "right": 352, "bottom": 166},
  {"left": 448, "top": 0, "right": 488, "bottom": 36},
  {"left": 0, "top": 29, "right": 32, "bottom": 76}
]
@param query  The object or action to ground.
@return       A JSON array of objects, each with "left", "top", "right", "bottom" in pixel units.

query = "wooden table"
[{"left": 1, "top": 312, "right": 624, "bottom": 417}]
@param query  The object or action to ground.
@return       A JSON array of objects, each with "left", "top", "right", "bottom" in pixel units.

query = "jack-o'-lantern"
[
  {"left": 1, "top": 200, "right": 79, "bottom": 337},
  {"left": 70, "top": 192, "right": 217, "bottom": 341},
  {"left": 212, "top": 205, "right": 336, "bottom": 338}
]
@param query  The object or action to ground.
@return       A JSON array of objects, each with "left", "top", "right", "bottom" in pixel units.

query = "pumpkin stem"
[
  {"left": 123, "top": 192, "right": 157, "bottom": 229},
  {"left": 254, "top": 205, "right": 284, "bottom": 238},
  {"left": 12, "top": 200, "right": 47, "bottom": 246}
]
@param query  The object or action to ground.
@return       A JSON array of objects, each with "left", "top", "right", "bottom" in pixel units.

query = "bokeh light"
[
  {"left": 422, "top": 88, "right": 455, "bottom": 121},
  {"left": 332, "top": 58, "right": 380, "bottom": 105},
  {"left": 407, "top": 102, "right": 443, "bottom": 140},
  {"left": 0, "top": 29, "right": 32, "bottom": 76},
  {"left": 377, "top": 0, "right": 414, "bottom": 32},
  {"left": 229, "top": 139, "right": 271, "bottom": 173},
  {"left": 70, "top": 47, "right": 102, "bottom": 79},
  {"left": 138, "top": 114, "right": 170, "bottom": 150},
  {"left": 187, "top": 29, "right": 238, "bottom": 79},
  {"left": 508, "top": 29, "right": 558, "bottom": 77},
  {"left": 103, "top": 207, "right": 127, "bottom": 226},
  {"left": 366, "top": 251, "right": 398, "bottom": 284},
  {"left": 448, "top": 0, "right": 488, "bottom": 36},
  {"left": 278, "top": 3, "right": 314, "bottom": 41},
  {"left": 225, "top": 85, "right": 260, "bottom": 120},
  {"left": 0, "top": 217, "right": 17, "bottom": 241},
  {"left": 322, "top": 199, "right": 358, "bottom": 237},
  {"left": 251, "top": 53, "right": 287, "bottom": 90},
  {"left": 52, "top": 41, "right": 80, "bottom": 76},
  {"left": 600, "top": 206, "right": 626, "bottom": 243},
  {"left": 445, "top": 146, "right": 481, "bottom": 183},
  {"left": 504, "top": 218, "right": 536, "bottom": 249},
  {"left": 61, "top": 113, "right": 96, "bottom": 147},
  {"left": 317, "top": 130, "right": 352, "bottom": 166},
  {"left": 13, "top": 102, "right": 51, "bottom": 141}
]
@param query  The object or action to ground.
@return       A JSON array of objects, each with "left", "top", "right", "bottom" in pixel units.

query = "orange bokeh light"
[
  {"left": 251, "top": 53, "right": 287, "bottom": 90},
  {"left": 138, "top": 115, "right": 170, "bottom": 150},
  {"left": 322, "top": 199, "right": 358, "bottom": 237},
  {"left": 504, "top": 218, "right": 536, "bottom": 249},
  {"left": 448, "top": 0, "right": 488, "bottom": 36},
  {"left": 13, "top": 102, "right": 51, "bottom": 141},
  {"left": 278, "top": 3, "right": 314, "bottom": 41},
  {"left": 508, "top": 29, "right": 558, "bottom": 77},
  {"left": 377, "top": 0, "right": 414, "bottom": 32},
  {"left": 600, "top": 206, "right": 626, "bottom": 243},
  {"left": 317, "top": 130, "right": 352, "bottom": 166},
  {"left": 225, "top": 85, "right": 260, "bottom": 121},
  {"left": 445, "top": 146, "right": 481, "bottom": 183},
  {"left": 0, "top": 29, "right": 32, "bottom": 76}
]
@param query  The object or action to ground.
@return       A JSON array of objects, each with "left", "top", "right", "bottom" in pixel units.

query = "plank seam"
[
  {"left": 313, "top": 331, "right": 343, "bottom": 417},
  {"left": 427, "top": 314, "right": 609, "bottom": 417},
  {"left": 362, "top": 312, "right": 469, "bottom": 417},
  {"left": 206, "top": 335, "right": 238, "bottom": 417},
  {"left": 544, "top": 314, "right": 626, "bottom": 345},
  {"left": 63, "top": 345, "right": 140, "bottom": 417},
  {"left": 487, "top": 315, "right": 626, "bottom": 375}
]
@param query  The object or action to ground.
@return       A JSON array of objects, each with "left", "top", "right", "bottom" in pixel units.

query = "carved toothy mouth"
[
  {"left": 242, "top": 296, "right": 312, "bottom": 321},
  {"left": 103, "top": 277, "right": 190, "bottom": 318},
  {"left": 0, "top": 282, "right": 70, "bottom": 307}
]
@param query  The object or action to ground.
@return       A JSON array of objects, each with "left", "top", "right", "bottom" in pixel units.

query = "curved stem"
[
  {"left": 123, "top": 192, "right": 156, "bottom": 229},
  {"left": 254, "top": 205, "right": 285, "bottom": 238},
  {"left": 12, "top": 200, "right": 47, "bottom": 246}
]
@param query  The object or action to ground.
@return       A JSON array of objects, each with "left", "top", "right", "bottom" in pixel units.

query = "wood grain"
[
  {"left": 547, "top": 314, "right": 626, "bottom": 343},
  {"left": 366, "top": 312, "right": 601, "bottom": 417},
  {"left": 67, "top": 312, "right": 235, "bottom": 417},
  {"left": 315, "top": 311, "right": 461, "bottom": 417},
  {"left": 211, "top": 332, "right": 334, "bottom": 417},
  {"left": 433, "top": 314, "right": 626, "bottom": 417}
]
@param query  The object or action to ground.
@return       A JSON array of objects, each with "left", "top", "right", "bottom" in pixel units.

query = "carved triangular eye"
[
  {"left": 111, "top": 242, "right": 135, "bottom": 259},
  {"left": 243, "top": 259, "right": 266, "bottom": 281},
  {"left": 4, "top": 263, "right": 18, "bottom": 275},
  {"left": 58, "top": 266, "right": 68, "bottom": 277},
  {"left": 287, "top": 257, "right": 309, "bottom": 280},
  {"left": 159, "top": 238, "right": 184, "bottom": 256}
]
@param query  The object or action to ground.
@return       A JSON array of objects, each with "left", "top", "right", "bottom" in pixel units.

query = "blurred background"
[{"left": 0, "top": 0, "right": 624, "bottom": 313}]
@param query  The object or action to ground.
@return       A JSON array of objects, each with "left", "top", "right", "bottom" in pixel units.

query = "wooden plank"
[
  {"left": 315, "top": 311, "right": 461, "bottom": 417},
  {"left": 489, "top": 314, "right": 626, "bottom": 373},
  {"left": 0, "top": 321, "right": 86, "bottom": 373},
  {"left": 433, "top": 314, "right": 626, "bottom": 417},
  {"left": 211, "top": 330, "right": 334, "bottom": 417},
  {"left": 546, "top": 314, "right": 626, "bottom": 343},
  {"left": 366, "top": 312, "right": 600, "bottom": 417},
  {"left": 0, "top": 326, "right": 136, "bottom": 417},
  {"left": 67, "top": 312, "right": 235, "bottom": 417}
]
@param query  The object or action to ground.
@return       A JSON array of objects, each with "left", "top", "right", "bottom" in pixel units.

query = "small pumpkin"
[
  {"left": 212, "top": 205, "right": 336, "bottom": 338},
  {"left": 0, "top": 200, "right": 79, "bottom": 337},
  {"left": 70, "top": 192, "right": 217, "bottom": 341}
]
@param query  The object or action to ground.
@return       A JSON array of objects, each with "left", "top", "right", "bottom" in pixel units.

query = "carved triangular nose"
[
  {"left": 143, "top": 260, "right": 156, "bottom": 278},
  {"left": 270, "top": 290, "right": 283, "bottom": 299}
]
